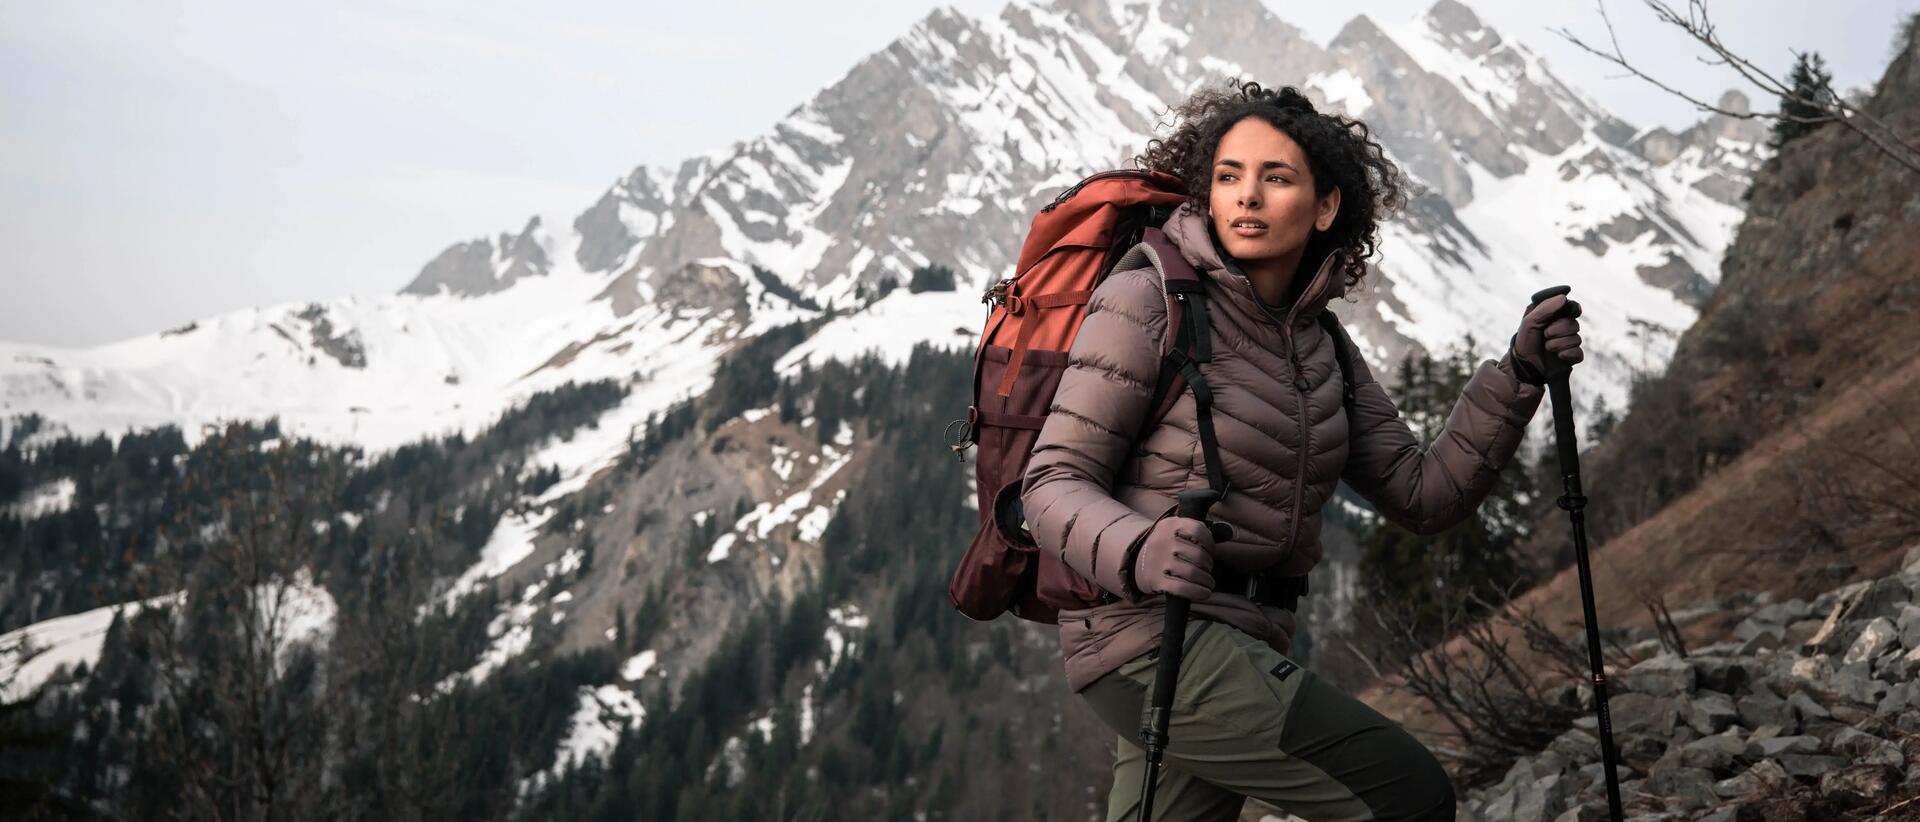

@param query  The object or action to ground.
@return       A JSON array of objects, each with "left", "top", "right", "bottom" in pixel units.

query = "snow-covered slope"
[{"left": 0, "top": 0, "right": 1762, "bottom": 461}]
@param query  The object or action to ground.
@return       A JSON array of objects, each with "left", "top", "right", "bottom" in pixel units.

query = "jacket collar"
[{"left": 1159, "top": 202, "right": 1345, "bottom": 337}]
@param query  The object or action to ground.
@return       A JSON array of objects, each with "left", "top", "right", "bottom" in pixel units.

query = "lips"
[{"left": 1230, "top": 217, "right": 1268, "bottom": 236}]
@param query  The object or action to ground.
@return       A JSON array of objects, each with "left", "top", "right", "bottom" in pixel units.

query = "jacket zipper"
[
  {"left": 1285, "top": 347, "right": 1309, "bottom": 558},
  {"left": 1220, "top": 256, "right": 1322, "bottom": 562}
]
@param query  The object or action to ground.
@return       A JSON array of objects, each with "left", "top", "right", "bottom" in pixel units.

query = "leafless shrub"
[
  {"left": 1774, "top": 386, "right": 1920, "bottom": 563},
  {"left": 1349, "top": 585, "right": 1637, "bottom": 786},
  {"left": 1642, "top": 592, "right": 1689, "bottom": 658}
]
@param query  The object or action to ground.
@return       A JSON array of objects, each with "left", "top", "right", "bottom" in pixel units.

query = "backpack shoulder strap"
[
  {"left": 1137, "top": 228, "right": 1228, "bottom": 499},
  {"left": 1317, "top": 310, "right": 1360, "bottom": 412}
]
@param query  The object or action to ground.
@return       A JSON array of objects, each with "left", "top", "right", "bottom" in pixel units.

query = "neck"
[{"left": 1242, "top": 246, "right": 1306, "bottom": 307}]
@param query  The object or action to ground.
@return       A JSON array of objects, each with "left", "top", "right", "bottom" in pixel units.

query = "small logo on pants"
[{"left": 1269, "top": 660, "right": 1299, "bottom": 681}]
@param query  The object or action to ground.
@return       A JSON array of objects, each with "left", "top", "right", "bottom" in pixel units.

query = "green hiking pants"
[{"left": 1079, "top": 619, "right": 1456, "bottom": 822}]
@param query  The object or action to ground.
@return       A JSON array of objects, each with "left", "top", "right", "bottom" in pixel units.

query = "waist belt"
[{"left": 1212, "top": 567, "right": 1309, "bottom": 612}]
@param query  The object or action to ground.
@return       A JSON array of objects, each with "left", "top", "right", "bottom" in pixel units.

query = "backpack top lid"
[{"left": 1014, "top": 169, "right": 1188, "bottom": 280}]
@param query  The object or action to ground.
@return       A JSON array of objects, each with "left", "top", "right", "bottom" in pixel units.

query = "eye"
[
  {"left": 1217, "top": 172, "right": 1236, "bottom": 182},
  {"left": 1267, "top": 175, "right": 1288, "bottom": 183}
]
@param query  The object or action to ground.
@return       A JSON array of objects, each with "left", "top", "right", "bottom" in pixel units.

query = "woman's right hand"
[{"left": 1131, "top": 515, "right": 1217, "bottom": 600}]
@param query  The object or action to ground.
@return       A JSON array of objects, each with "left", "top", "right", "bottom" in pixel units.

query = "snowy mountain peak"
[
  {"left": 1419, "top": 0, "right": 1500, "bottom": 58},
  {"left": 5, "top": 0, "right": 1763, "bottom": 467}
]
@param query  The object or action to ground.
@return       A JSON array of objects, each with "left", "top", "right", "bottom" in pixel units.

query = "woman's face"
[{"left": 1208, "top": 117, "right": 1340, "bottom": 271}]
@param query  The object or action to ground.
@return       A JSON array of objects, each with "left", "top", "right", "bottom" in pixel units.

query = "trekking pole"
[
  {"left": 1528, "top": 284, "right": 1624, "bottom": 822},
  {"left": 1138, "top": 487, "right": 1224, "bottom": 822}
]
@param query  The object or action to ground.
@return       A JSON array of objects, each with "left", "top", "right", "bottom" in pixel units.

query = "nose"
[{"left": 1238, "top": 183, "right": 1259, "bottom": 209}]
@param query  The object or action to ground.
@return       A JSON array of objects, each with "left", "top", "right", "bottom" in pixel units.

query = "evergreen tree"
[
  {"left": 1356, "top": 337, "right": 1533, "bottom": 640},
  {"left": 906, "top": 263, "right": 957, "bottom": 293},
  {"left": 1769, "top": 51, "right": 1834, "bottom": 150}
]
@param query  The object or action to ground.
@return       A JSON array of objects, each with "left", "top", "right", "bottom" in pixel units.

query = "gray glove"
[
  {"left": 1128, "top": 514, "right": 1216, "bottom": 601},
  {"left": 1509, "top": 293, "right": 1584, "bottom": 385}
]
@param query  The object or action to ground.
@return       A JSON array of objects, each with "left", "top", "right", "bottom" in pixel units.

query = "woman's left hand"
[{"left": 1509, "top": 293, "right": 1583, "bottom": 384}]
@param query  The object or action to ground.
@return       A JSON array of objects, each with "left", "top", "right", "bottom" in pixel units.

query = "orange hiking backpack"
[
  {"left": 945, "top": 168, "right": 1361, "bottom": 625},
  {"left": 946, "top": 169, "right": 1192, "bottom": 624}
]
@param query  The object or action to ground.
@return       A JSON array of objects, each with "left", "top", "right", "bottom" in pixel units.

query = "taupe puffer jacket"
[{"left": 1020, "top": 202, "right": 1546, "bottom": 692}]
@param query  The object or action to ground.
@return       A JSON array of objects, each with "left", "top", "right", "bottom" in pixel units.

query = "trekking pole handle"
[
  {"left": 1525, "top": 285, "right": 1582, "bottom": 384},
  {"left": 1138, "top": 487, "right": 1224, "bottom": 822}
]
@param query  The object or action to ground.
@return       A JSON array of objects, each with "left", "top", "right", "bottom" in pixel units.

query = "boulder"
[
  {"left": 1735, "top": 689, "right": 1794, "bottom": 730},
  {"left": 1478, "top": 786, "right": 1516, "bottom": 821},
  {"left": 1575, "top": 760, "right": 1635, "bottom": 788},
  {"left": 1608, "top": 693, "right": 1679, "bottom": 739},
  {"left": 1512, "top": 772, "right": 1568, "bottom": 821},
  {"left": 1877, "top": 681, "right": 1917, "bottom": 716},
  {"left": 1751, "top": 598, "right": 1811, "bottom": 624},
  {"left": 1732, "top": 617, "right": 1784, "bottom": 643},
  {"left": 1858, "top": 577, "right": 1913, "bottom": 622},
  {"left": 1782, "top": 617, "right": 1825, "bottom": 648},
  {"left": 1552, "top": 804, "right": 1609, "bottom": 822},
  {"left": 1832, "top": 661, "right": 1888, "bottom": 705},
  {"left": 1776, "top": 753, "right": 1847, "bottom": 781},
  {"left": 1805, "top": 582, "right": 1870, "bottom": 653},
  {"left": 1817, "top": 763, "right": 1895, "bottom": 805},
  {"left": 1682, "top": 691, "right": 1739, "bottom": 735},
  {"left": 1896, "top": 602, "right": 1920, "bottom": 649},
  {"left": 1736, "top": 631, "right": 1780, "bottom": 655},
  {"left": 1617, "top": 653, "right": 1694, "bottom": 696},
  {"left": 1828, "top": 727, "right": 1905, "bottom": 769},
  {"left": 1800, "top": 577, "right": 1905, "bottom": 654},
  {"left": 1748, "top": 734, "right": 1821, "bottom": 758},
  {"left": 1898, "top": 646, "right": 1920, "bottom": 680},
  {"left": 1713, "top": 759, "right": 1789, "bottom": 798},
  {"left": 1788, "top": 653, "right": 1836, "bottom": 694},
  {"left": 1784, "top": 691, "right": 1830, "bottom": 724},
  {"left": 1811, "top": 579, "right": 1870, "bottom": 616},
  {"left": 1646, "top": 765, "right": 1717, "bottom": 810},
  {"left": 1841, "top": 616, "right": 1898, "bottom": 665},
  {"left": 1678, "top": 733, "right": 1747, "bottom": 774},
  {"left": 1872, "top": 645, "right": 1910, "bottom": 682},
  {"left": 1548, "top": 727, "right": 1601, "bottom": 763},
  {"left": 1474, "top": 787, "right": 1505, "bottom": 818},
  {"left": 1689, "top": 656, "right": 1756, "bottom": 694}
]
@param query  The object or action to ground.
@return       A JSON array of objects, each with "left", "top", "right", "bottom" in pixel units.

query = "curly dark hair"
[{"left": 1133, "top": 79, "right": 1407, "bottom": 297}]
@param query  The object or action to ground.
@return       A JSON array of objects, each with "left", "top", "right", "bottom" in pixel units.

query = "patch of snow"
[
  {"left": 1306, "top": 69, "right": 1373, "bottom": 117},
  {"left": 519, "top": 683, "right": 645, "bottom": 797},
  {"left": 706, "top": 532, "right": 738, "bottom": 564},
  {"left": 2, "top": 477, "right": 76, "bottom": 520},
  {"left": 621, "top": 649, "right": 657, "bottom": 681},
  {"left": 0, "top": 591, "right": 184, "bottom": 701}
]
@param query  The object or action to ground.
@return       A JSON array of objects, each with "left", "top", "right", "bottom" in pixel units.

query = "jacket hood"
[{"left": 1159, "top": 201, "right": 1346, "bottom": 335}]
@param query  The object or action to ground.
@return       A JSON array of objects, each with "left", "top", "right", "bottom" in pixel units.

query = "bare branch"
[{"left": 1552, "top": 0, "right": 1920, "bottom": 174}]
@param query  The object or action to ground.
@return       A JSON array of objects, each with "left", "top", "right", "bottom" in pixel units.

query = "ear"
[{"left": 1315, "top": 186, "right": 1341, "bottom": 231}]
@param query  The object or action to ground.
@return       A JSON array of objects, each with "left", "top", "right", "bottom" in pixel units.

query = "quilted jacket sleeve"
[
  {"left": 1020, "top": 266, "right": 1170, "bottom": 601},
  {"left": 1340, "top": 347, "right": 1546, "bottom": 536}
]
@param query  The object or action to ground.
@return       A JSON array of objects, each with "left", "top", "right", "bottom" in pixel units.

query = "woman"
[{"left": 1019, "top": 81, "right": 1583, "bottom": 821}]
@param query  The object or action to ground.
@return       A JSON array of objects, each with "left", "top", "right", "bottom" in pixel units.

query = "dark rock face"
[{"left": 403, "top": 216, "right": 553, "bottom": 298}]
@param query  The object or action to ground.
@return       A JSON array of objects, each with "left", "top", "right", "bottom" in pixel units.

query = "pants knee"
[{"left": 1397, "top": 751, "right": 1456, "bottom": 820}]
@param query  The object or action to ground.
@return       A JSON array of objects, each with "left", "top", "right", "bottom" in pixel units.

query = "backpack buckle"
[{"left": 982, "top": 278, "right": 1013, "bottom": 306}]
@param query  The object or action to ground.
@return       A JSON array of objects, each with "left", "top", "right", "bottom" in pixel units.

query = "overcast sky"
[{"left": 3, "top": 0, "right": 1911, "bottom": 347}]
